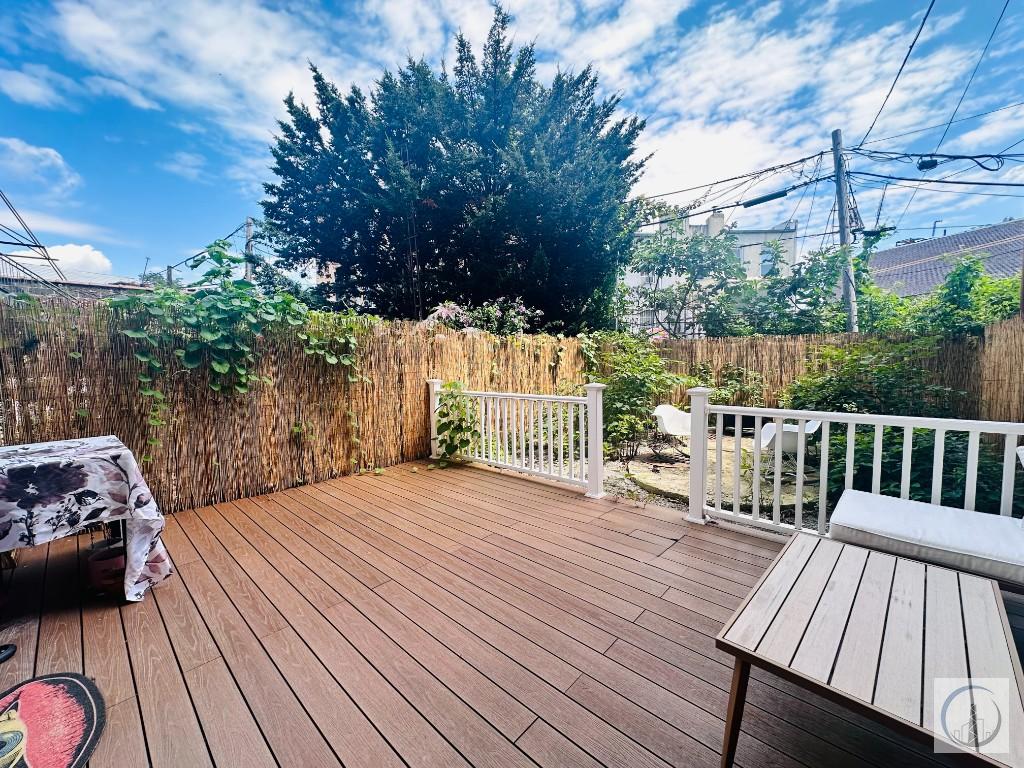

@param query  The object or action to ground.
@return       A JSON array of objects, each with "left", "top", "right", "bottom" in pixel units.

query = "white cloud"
[
  {"left": 47, "top": 243, "right": 112, "bottom": 274},
  {"left": 0, "top": 63, "right": 71, "bottom": 107},
  {"left": 0, "top": 137, "right": 82, "bottom": 196},
  {"left": 0, "top": 207, "right": 123, "bottom": 244},
  {"left": 158, "top": 150, "right": 206, "bottom": 180},
  {"left": 28, "top": 0, "right": 1022, "bottom": 246},
  {"left": 7, "top": 243, "right": 113, "bottom": 282},
  {"left": 84, "top": 75, "right": 161, "bottom": 110}
]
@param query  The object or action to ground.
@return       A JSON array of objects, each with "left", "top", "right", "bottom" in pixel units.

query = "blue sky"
[{"left": 1, "top": 0, "right": 1023, "bottom": 283}]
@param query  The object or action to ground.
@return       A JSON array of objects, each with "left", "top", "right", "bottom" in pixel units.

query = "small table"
[
  {"left": 717, "top": 533, "right": 1024, "bottom": 767},
  {"left": 0, "top": 436, "right": 173, "bottom": 601}
]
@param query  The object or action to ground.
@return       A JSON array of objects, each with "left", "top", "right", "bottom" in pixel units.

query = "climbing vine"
[
  {"left": 110, "top": 240, "right": 369, "bottom": 457},
  {"left": 433, "top": 381, "right": 480, "bottom": 466}
]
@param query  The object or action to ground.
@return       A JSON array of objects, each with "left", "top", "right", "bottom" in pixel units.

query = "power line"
[
  {"left": 643, "top": 152, "right": 826, "bottom": 200},
  {"left": 168, "top": 222, "right": 248, "bottom": 269},
  {"left": 857, "top": 0, "right": 936, "bottom": 147},
  {"left": 637, "top": 175, "right": 833, "bottom": 229},
  {"left": 853, "top": 176, "right": 1024, "bottom": 199},
  {"left": 861, "top": 99, "right": 1024, "bottom": 147},
  {"left": 894, "top": 1, "right": 1012, "bottom": 228},
  {"left": 933, "top": 0, "right": 1011, "bottom": 153},
  {"left": 851, "top": 171, "right": 1024, "bottom": 187}
]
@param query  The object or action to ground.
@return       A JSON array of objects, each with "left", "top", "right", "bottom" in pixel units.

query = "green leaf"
[
  {"left": 123, "top": 329, "right": 149, "bottom": 339},
  {"left": 324, "top": 353, "right": 339, "bottom": 365},
  {"left": 133, "top": 350, "right": 152, "bottom": 363},
  {"left": 199, "top": 329, "right": 221, "bottom": 342},
  {"left": 210, "top": 360, "right": 230, "bottom": 374},
  {"left": 181, "top": 349, "right": 202, "bottom": 369}
]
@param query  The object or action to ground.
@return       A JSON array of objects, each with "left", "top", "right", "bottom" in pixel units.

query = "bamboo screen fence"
[
  {"left": 0, "top": 300, "right": 582, "bottom": 513},
  {"left": 1, "top": 298, "right": 1021, "bottom": 513},
  {"left": 655, "top": 316, "right": 1024, "bottom": 423}
]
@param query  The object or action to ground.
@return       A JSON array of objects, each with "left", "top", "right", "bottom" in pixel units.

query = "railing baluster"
[
  {"left": 567, "top": 403, "right": 575, "bottom": 481},
  {"left": 931, "top": 429, "right": 946, "bottom": 505},
  {"left": 732, "top": 419, "right": 742, "bottom": 516},
  {"left": 557, "top": 402, "right": 565, "bottom": 477},
  {"left": 900, "top": 427, "right": 913, "bottom": 499},
  {"left": 481, "top": 398, "right": 488, "bottom": 460},
  {"left": 714, "top": 413, "right": 724, "bottom": 514},
  {"left": 547, "top": 400, "right": 555, "bottom": 474},
  {"left": 1000, "top": 435, "right": 1017, "bottom": 516},
  {"left": 818, "top": 421, "right": 830, "bottom": 534},
  {"left": 578, "top": 401, "right": 586, "bottom": 484},
  {"left": 510, "top": 398, "right": 518, "bottom": 467},
  {"left": 795, "top": 419, "right": 806, "bottom": 531},
  {"left": 520, "top": 398, "right": 526, "bottom": 468},
  {"left": 752, "top": 415, "right": 762, "bottom": 522},
  {"left": 528, "top": 399, "right": 535, "bottom": 471},
  {"left": 772, "top": 418, "right": 783, "bottom": 526},
  {"left": 502, "top": 397, "right": 508, "bottom": 463},
  {"left": 845, "top": 423, "right": 855, "bottom": 490},
  {"left": 871, "top": 424, "right": 883, "bottom": 495},
  {"left": 964, "top": 431, "right": 980, "bottom": 511},
  {"left": 479, "top": 396, "right": 486, "bottom": 459}
]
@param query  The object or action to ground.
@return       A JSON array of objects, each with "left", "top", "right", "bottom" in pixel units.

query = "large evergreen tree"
[{"left": 261, "top": 8, "right": 645, "bottom": 331}]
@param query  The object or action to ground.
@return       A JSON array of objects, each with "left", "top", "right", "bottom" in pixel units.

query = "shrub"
[
  {"left": 784, "top": 340, "right": 1022, "bottom": 515},
  {"left": 686, "top": 362, "right": 765, "bottom": 408},
  {"left": 581, "top": 331, "right": 682, "bottom": 464},
  {"left": 434, "top": 381, "right": 480, "bottom": 465}
]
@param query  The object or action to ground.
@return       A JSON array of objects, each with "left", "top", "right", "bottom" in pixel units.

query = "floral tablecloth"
[{"left": 0, "top": 435, "right": 173, "bottom": 601}]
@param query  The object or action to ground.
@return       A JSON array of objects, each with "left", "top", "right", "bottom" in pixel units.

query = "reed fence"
[
  {"left": 656, "top": 315, "right": 1024, "bottom": 423},
  {"left": 2, "top": 298, "right": 1021, "bottom": 514},
  {"left": 0, "top": 300, "right": 582, "bottom": 513}
]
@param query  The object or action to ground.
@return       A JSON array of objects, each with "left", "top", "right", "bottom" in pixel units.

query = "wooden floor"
[{"left": 0, "top": 462, "right": 975, "bottom": 767}]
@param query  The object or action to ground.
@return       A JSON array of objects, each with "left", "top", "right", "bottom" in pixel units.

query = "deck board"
[{"left": 0, "top": 461, "right": 971, "bottom": 767}]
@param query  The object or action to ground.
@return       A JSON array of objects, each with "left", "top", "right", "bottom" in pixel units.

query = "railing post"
[
  {"left": 584, "top": 383, "right": 606, "bottom": 498},
  {"left": 687, "top": 387, "right": 712, "bottom": 524},
  {"left": 427, "top": 378, "right": 442, "bottom": 458}
]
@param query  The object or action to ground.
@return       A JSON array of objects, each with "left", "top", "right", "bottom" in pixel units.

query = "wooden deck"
[{"left": 0, "top": 461, "right": 983, "bottom": 767}]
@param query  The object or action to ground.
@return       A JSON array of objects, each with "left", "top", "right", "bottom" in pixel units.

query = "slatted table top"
[{"left": 717, "top": 532, "right": 1024, "bottom": 766}]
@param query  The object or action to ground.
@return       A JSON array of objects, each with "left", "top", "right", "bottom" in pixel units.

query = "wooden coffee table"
[{"left": 716, "top": 533, "right": 1024, "bottom": 767}]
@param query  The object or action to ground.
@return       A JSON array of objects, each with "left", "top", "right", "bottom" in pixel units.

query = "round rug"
[{"left": 0, "top": 673, "right": 105, "bottom": 768}]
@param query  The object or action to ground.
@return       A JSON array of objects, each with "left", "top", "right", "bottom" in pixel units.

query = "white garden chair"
[
  {"left": 653, "top": 404, "right": 692, "bottom": 458},
  {"left": 758, "top": 419, "right": 822, "bottom": 479}
]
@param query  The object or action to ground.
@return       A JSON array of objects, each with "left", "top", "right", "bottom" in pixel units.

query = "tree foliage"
[
  {"left": 580, "top": 331, "right": 681, "bottom": 464},
  {"left": 627, "top": 211, "right": 747, "bottom": 337},
  {"left": 626, "top": 219, "right": 1021, "bottom": 339},
  {"left": 262, "top": 7, "right": 645, "bottom": 332}
]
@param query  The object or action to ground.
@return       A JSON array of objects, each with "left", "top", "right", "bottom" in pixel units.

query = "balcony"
[{"left": 0, "top": 462, "right": 972, "bottom": 767}]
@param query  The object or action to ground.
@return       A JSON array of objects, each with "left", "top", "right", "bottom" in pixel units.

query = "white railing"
[
  {"left": 427, "top": 379, "right": 606, "bottom": 498},
  {"left": 687, "top": 386, "right": 1024, "bottom": 536}
]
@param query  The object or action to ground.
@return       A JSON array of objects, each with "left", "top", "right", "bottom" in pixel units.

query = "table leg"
[{"left": 721, "top": 658, "right": 750, "bottom": 768}]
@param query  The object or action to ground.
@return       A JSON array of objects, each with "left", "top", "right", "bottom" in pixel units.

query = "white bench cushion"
[{"left": 830, "top": 490, "right": 1024, "bottom": 586}]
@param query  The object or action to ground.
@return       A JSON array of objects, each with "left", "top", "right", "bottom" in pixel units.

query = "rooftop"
[
  {"left": 2, "top": 462, "right": 987, "bottom": 767},
  {"left": 870, "top": 219, "right": 1024, "bottom": 297}
]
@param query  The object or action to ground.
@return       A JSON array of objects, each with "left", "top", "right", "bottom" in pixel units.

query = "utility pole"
[
  {"left": 244, "top": 216, "right": 254, "bottom": 280},
  {"left": 166, "top": 265, "right": 173, "bottom": 286},
  {"left": 831, "top": 129, "right": 859, "bottom": 332}
]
